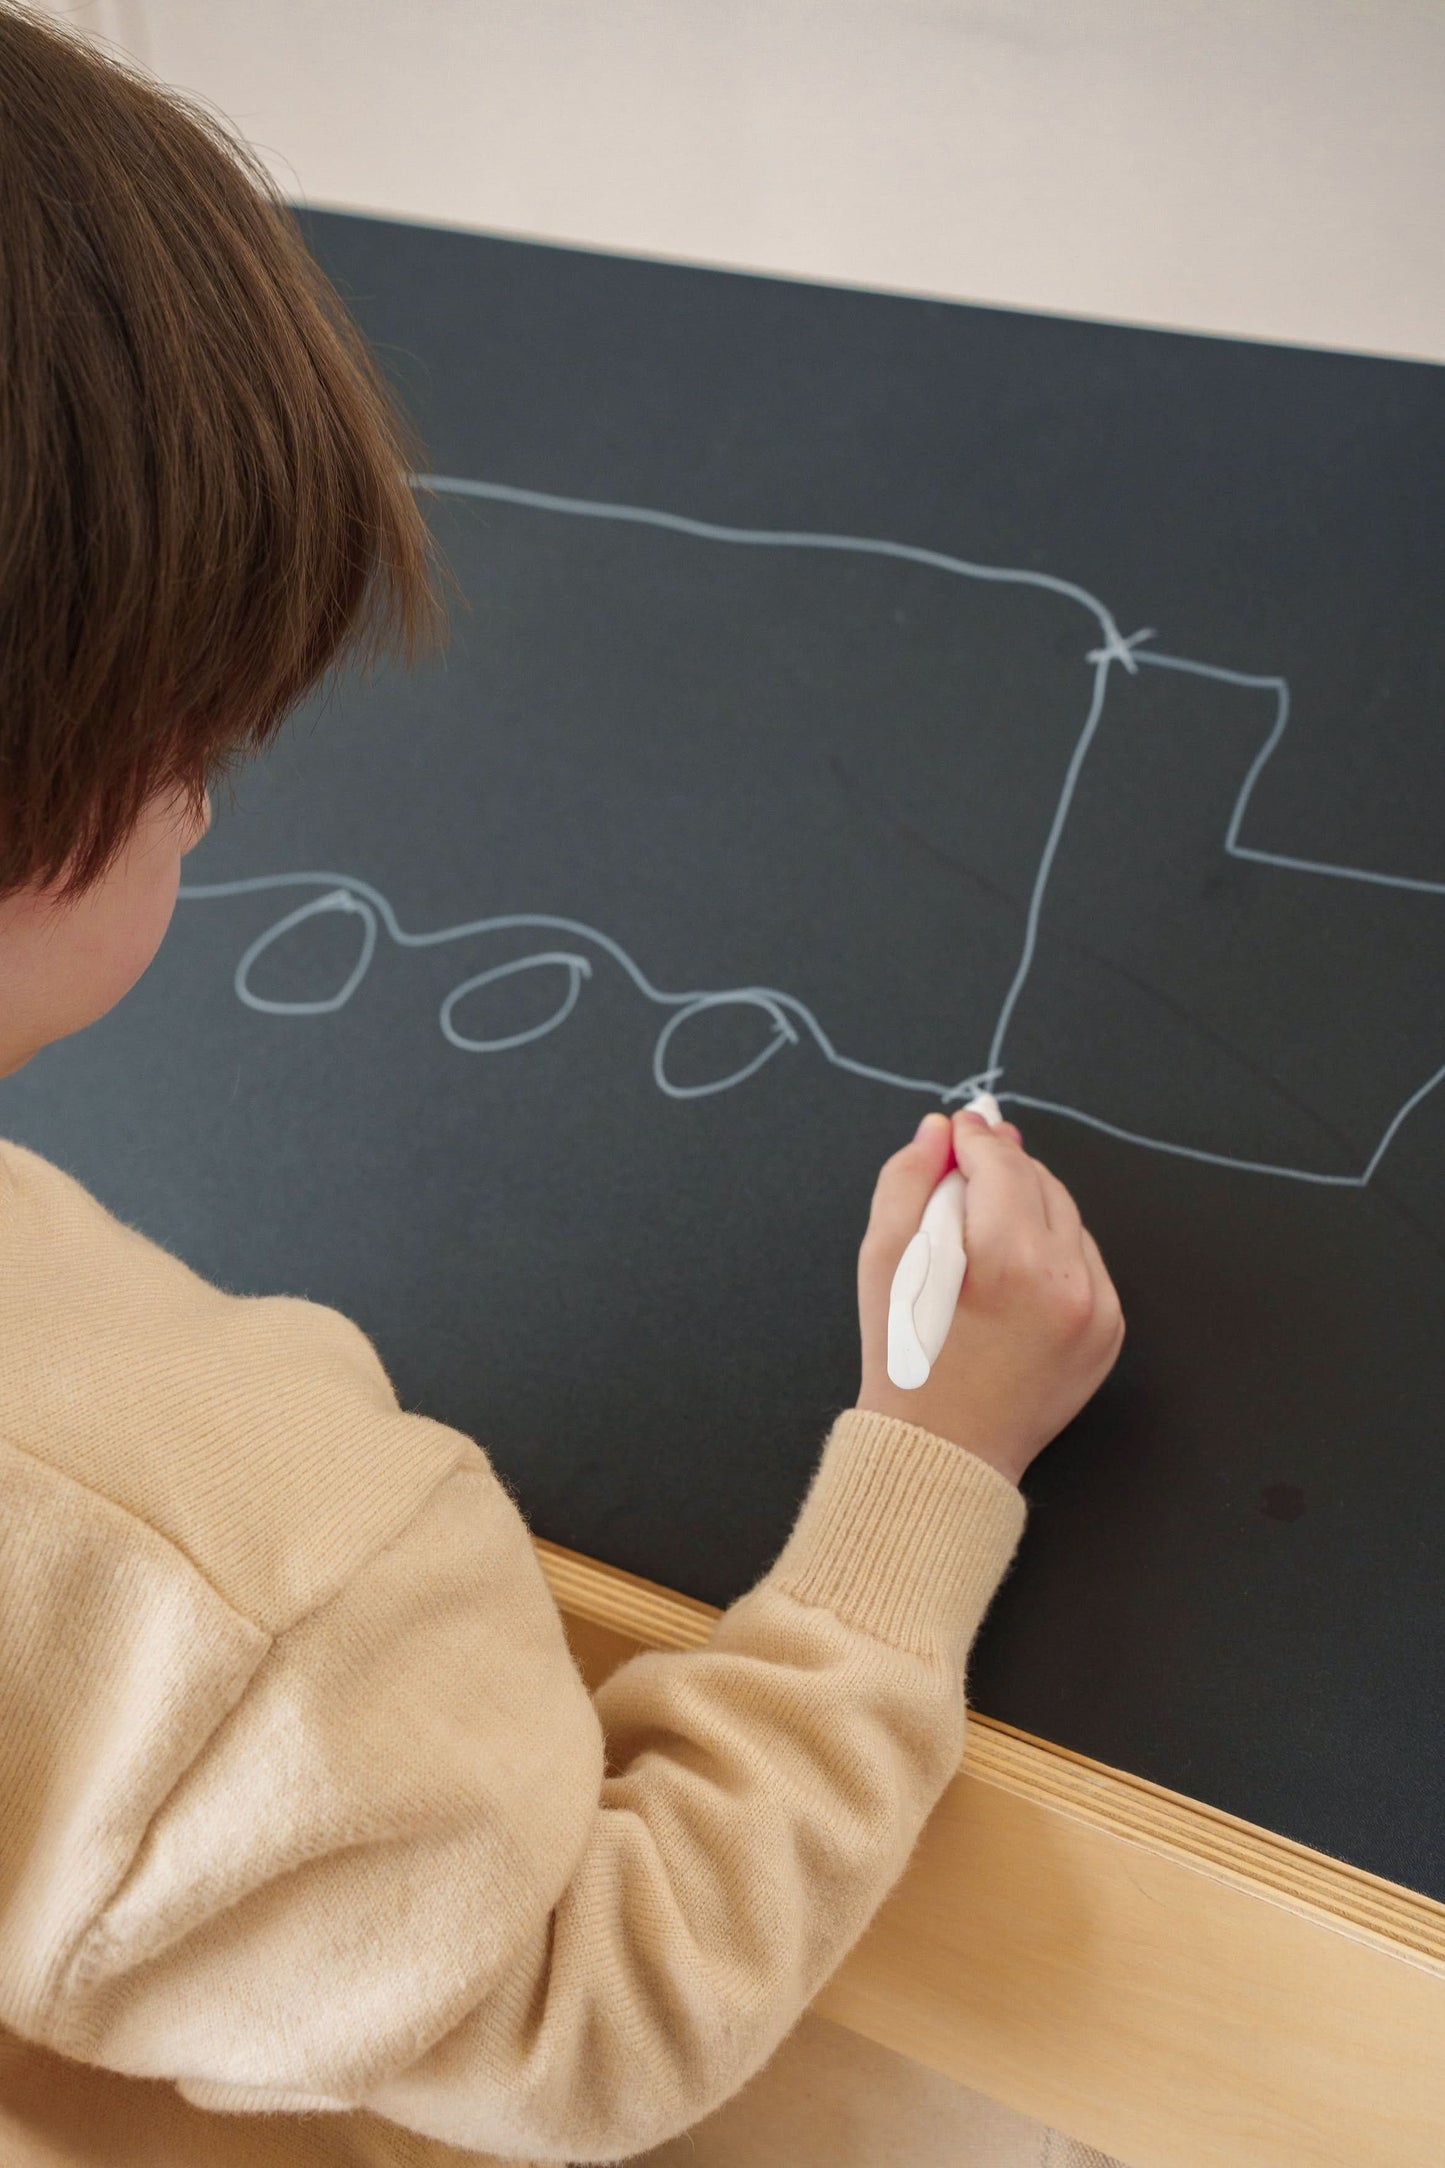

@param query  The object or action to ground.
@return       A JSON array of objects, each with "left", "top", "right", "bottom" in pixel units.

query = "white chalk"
[{"left": 886, "top": 1093, "right": 1003, "bottom": 1390}]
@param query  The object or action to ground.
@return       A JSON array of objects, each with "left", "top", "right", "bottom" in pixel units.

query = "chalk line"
[{"left": 177, "top": 477, "right": 1444, "bottom": 1187}]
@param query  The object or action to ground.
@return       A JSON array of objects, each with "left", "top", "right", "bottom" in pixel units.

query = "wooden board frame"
[{"left": 536, "top": 1537, "right": 1445, "bottom": 2168}]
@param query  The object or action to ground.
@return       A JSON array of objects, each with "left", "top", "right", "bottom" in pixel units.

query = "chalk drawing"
[{"left": 178, "top": 477, "right": 1445, "bottom": 1188}]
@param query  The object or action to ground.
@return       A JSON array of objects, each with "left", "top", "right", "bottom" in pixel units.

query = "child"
[{"left": 0, "top": 8, "right": 1124, "bottom": 2164}]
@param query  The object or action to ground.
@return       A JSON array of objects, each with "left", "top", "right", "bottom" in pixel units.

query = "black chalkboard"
[{"left": 8, "top": 213, "right": 1443, "bottom": 1901}]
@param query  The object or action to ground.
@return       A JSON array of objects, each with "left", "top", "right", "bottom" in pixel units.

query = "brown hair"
[{"left": 0, "top": 2, "right": 460, "bottom": 903}]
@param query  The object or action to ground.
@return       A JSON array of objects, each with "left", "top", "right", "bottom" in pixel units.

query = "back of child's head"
[{"left": 0, "top": 1, "right": 458, "bottom": 908}]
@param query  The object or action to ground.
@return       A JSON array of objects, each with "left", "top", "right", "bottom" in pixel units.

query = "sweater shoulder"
[{"left": 0, "top": 1140, "right": 474, "bottom": 1632}]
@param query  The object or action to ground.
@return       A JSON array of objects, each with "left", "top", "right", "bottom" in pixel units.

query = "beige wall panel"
[{"left": 76, "top": 0, "right": 1445, "bottom": 362}]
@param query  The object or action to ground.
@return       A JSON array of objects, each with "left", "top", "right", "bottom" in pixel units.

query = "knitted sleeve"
[{"left": 19, "top": 1405, "right": 1023, "bottom": 2163}]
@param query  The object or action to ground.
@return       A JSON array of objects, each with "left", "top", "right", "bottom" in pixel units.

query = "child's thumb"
[{"left": 866, "top": 1111, "right": 953, "bottom": 1257}]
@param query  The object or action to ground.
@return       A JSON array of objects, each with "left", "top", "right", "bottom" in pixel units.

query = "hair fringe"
[{"left": 0, "top": 1, "right": 465, "bottom": 901}]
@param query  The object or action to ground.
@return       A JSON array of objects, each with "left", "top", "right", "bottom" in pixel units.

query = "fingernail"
[
  {"left": 914, "top": 1111, "right": 945, "bottom": 1141},
  {"left": 958, "top": 1109, "right": 990, "bottom": 1129}
]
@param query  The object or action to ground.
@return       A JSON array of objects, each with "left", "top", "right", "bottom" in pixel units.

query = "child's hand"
[{"left": 854, "top": 1109, "right": 1124, "bottom": 1487}]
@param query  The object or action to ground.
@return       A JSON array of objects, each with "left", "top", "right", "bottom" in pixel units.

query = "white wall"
[{"left": 37, "top": 0, "right": 1445, "bottom": 364}]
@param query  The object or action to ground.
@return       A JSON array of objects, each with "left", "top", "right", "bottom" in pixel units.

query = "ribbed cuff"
[{"left": 764, "top": 1408, "right": 1028, "bottom": 1658}]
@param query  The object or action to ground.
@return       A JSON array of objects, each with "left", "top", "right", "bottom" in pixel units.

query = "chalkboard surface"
[{"left": 7, "top": 214, "right": 1443, "bottom": 1901}]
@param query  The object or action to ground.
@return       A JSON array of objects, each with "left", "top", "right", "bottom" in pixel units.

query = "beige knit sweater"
[{"left": 0, "top": 1136, "right": 1027, "bottom": 2168}]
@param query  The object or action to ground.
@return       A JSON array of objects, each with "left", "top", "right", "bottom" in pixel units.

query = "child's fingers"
[{"left": 951, "top": 1110, "right": 1049, "bottom": 1238}]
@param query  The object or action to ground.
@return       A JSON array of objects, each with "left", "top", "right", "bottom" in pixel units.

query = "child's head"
[{"left": 0, "top": 2, "right": 459, "bottom": 1076}]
